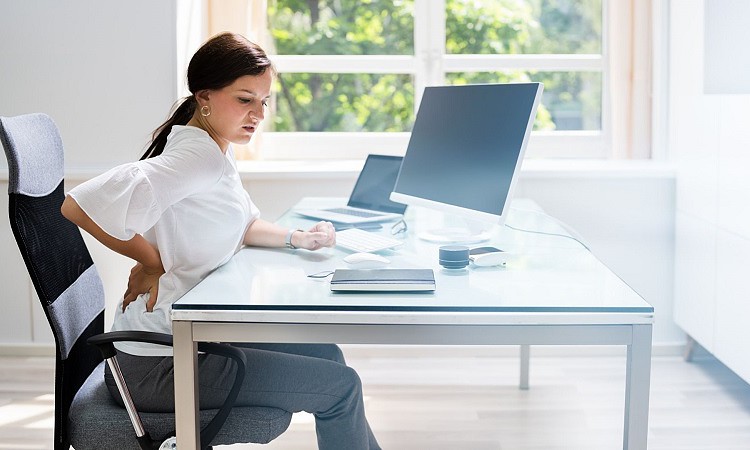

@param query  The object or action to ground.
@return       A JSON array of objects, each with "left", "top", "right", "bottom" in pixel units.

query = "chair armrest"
[
  {"left": 87, "top": 331, "right": 247, "bottom": 449},
  {"left": 87, "top": 331, "right": 173, "bottom": 359}
]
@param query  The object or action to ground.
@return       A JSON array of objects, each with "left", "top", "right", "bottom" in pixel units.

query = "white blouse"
[{"left": 69, "top": 126, "right": 259, "bottom": 356}]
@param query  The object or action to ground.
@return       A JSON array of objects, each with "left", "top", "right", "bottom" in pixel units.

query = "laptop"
[{"left": 295, "top": 154, "right": 407, "bottom": 224}]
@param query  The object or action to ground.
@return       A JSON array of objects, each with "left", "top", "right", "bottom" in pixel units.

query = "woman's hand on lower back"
[{"left": 123, "top": 263, "right": 165, "bottom": 312}]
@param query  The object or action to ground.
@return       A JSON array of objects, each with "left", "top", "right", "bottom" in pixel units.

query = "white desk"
[{"left": 172, "top": 199, "right": 654, "bottom": 449}]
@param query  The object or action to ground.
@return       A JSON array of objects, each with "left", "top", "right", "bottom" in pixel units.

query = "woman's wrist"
[
  {"left": 285, "top": 228, "right": 303, "bottom": 249},
  {"left": 143, "top": 260, "right": 165, "bottom": 274}
]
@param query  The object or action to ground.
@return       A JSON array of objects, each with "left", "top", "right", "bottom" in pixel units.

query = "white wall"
[
  {"left": 517, "top": 170, "right": 679, "bottom": 346},
  {"left": 0, "top": 0, "right": 684, "bottom": 352},
  {"left": 670, "top": 0, "right": 750, "bottom": 382},
  {"left": 0, "top": 0, "right": 178, "bottom": 349},
  {"left": 0, "top": 0, "right": 177, "bottom": 168}
]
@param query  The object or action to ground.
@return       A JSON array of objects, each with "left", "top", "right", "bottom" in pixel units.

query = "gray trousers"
[{"left": 105, "top": 343, "right": 381, "bottom": 450}]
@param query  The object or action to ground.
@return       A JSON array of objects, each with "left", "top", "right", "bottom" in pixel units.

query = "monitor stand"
[{"left": 418, "top": 218, "right": 492, "bottom": 245}]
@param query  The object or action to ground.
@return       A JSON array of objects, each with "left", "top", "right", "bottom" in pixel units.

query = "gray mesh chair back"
[
  {"left": 1, "top": 113, "right": 291, "bottom": 449},
  {"left": 1, "top": 113, "right": 104, "bottom": 449}
]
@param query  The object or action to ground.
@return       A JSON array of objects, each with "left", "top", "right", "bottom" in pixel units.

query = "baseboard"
[
  {"left": 341, "top": 342, "right": 687, "bottom": 358},
  {"left": 0, "top": 343, "right": 55, "bottom": 356},
  {"left": 0, "top": 342, "right": 686, "bottom": 358}
]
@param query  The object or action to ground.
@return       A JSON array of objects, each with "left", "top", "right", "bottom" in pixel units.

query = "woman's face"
[{"left": 200, "top": 71, "right": 273, "bottom": 150}]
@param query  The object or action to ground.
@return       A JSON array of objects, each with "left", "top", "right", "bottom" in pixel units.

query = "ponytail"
[{"left": 140, "top": 96, "right": 196, "bottom": 160}]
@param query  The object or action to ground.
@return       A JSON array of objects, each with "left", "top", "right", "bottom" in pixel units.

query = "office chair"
[{"left": 1, "top": 113, "right": 292, "bottom": 450}]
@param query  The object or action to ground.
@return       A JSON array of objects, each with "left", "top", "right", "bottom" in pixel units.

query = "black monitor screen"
[{"left": 392, "top": 83, "right": 541, "bottom": 220}]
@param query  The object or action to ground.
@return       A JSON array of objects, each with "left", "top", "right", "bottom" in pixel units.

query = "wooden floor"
[{"left": 1, "top": 347, "right": 750, "bottom": 449}]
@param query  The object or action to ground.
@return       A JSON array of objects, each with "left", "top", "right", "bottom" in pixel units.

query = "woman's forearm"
[
  {"left": 243, "top": 218, "right": 289, "bottom": 247},
  {"left": 61, "top": 195, "right": 163, "bottom": 271},
  {"left": 243, "top": 218, "right": 335, "bottom": 251}
]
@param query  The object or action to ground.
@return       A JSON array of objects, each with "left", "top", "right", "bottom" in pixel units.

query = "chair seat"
[{"left": 69, "top": 363, "right": 292, "bottom": 449}]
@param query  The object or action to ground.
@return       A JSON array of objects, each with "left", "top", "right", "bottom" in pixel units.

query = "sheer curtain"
[
  {"left": 207, "top": 0, "right": 267, "bottom": 43},
  {"left": 609, "top": 0, "right": 653, "bottom": 159},
  {"left": 206, "top": 0, "right": 268, "bottom": 159}
]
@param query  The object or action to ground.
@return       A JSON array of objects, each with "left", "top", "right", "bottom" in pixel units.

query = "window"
[{"left": 205, "top": 0, "right": 651, "bottom": 160}]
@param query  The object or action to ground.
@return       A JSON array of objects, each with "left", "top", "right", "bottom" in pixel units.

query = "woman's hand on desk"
[
  {"left": 123, "top": 262, "right": 165, "bottom": 312},
  {"left": 294, "top": 221, "right": 336, "bottom": 251}
]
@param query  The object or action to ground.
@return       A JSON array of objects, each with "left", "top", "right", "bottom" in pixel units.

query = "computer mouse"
[{"left": 343, "top": 252, "right": 391, "bottom": 268}]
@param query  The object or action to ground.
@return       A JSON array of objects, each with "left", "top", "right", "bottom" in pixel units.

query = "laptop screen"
[{"left": 347, "top": 155, "right": 408, "bottom": 214}]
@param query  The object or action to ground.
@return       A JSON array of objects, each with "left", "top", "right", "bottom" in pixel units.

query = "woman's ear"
[{"left": 194, "top": 89, "right": 211, "bottom": 105}]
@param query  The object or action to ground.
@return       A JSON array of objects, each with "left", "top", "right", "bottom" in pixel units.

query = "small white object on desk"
[
  {"left": 469, "top": 246, "right": 508, "bottom": 267},
  {"left": 470, "top": 252, "right": 508, "bottom": 267},
  {"left": 343, "top": 252, "right": 391, "bottom": 269}
]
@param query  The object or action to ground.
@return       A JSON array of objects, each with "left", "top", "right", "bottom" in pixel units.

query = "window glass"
[
  {"left": 446, "top": 71, "right": 602, "bottom": 131},
  {"left": 445, "top": 0, "right": 602, "bottom": 55},
  {"left": 267, "top": 0, "right": 415, "bottom": 55},
  {"left": 257, "top": 0, "right": 609, "bottom": 157},
  {"left": 271, "top": 73, "right": 415, "bottom": 132}
]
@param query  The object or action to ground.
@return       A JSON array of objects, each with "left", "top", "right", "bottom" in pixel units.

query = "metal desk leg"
[
  {"left": 519, "top": 344, "right": 530, "bottom": 390},
  {"left": 173, "top": 320, "right": 200, "bottom": 449},
  {"left": 623, "top": 324, "right": 652, "bottom": 450}
]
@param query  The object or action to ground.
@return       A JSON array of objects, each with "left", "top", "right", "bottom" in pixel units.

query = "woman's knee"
[
  {"left": 302, "top": 343, "right": 347, "bottom": 364},
  {"left": 340, "top": 364, "right": 363, "bottom": 397},
  {"left": 321, "top": 344, "right": 346, "bottom": 364}
]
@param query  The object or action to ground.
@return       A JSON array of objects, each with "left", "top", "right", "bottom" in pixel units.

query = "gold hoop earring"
[{"left": 200, "top": 105, "right": 211, "bottom": 117}]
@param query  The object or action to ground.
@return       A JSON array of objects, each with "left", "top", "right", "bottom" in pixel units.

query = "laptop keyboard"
[
  {"left": 326, "top": 207, "right": 381, "bottom": 218},
  {"left": 335, "top": 228, "right": 404, "bottom": 253}
]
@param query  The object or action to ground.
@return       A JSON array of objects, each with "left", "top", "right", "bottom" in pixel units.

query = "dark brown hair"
[{"left": 141, "top": 32, "right": 275, "bottom": 159}]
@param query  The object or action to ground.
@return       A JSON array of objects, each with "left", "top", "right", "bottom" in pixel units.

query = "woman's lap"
[
  {"left": 105, "top": 343, "right": 352, "bottom": 412},
  {"left": 105, "top": 343, "right": 380, "bottom": 448}
]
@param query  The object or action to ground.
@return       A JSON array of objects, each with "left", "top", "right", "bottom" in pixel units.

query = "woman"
[{"left": 61, "top": 32, "right": 381, "bottom": 450}]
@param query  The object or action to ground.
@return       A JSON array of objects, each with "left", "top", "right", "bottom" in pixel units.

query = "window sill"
[
  {"left": 0, "top": 159, "right": 676, "bottom": 182},
  {"left": 235, "top": 158, "right": 676, "bottom": 181}
]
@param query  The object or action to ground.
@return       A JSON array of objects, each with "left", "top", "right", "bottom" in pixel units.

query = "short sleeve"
[
  {"left": 68, "top": 129, "right": 226, "bottom": 241},
  {"left": 68, "top": 164, "right": 161, "bottom": 241}
]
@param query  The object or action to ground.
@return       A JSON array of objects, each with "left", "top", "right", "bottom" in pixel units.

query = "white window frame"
[{"left": 259, "top": 0, "right": 610, "bottom": 160}]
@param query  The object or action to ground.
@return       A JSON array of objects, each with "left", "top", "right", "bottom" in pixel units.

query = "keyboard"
[
  {"left": 325, "top": 207, "right": 380, "bottom": 218},
  {"left": 335, "top": 228, "right": 404, "bottom": 253}
]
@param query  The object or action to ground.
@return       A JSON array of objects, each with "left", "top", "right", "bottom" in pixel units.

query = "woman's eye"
[{"left": 239, "top": 98, "right": 252, "bottom": 104}]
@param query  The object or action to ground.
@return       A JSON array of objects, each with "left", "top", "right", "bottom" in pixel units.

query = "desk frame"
[{"left": 172, "top": 314, "right": 652, "bottom": 450}]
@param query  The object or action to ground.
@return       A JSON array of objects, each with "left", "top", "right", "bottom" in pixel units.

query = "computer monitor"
[{"left": 390, "top": 82, "right": 543, "bottom": 243}]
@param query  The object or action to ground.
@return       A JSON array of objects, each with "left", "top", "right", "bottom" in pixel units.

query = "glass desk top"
[{"left": 173, "top": 199, "right": 653, "bottom": 316}]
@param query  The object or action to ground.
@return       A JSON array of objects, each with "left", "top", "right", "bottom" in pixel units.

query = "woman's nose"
[{"left": 252, "top": 106, "right": 264, "bottom": 122}]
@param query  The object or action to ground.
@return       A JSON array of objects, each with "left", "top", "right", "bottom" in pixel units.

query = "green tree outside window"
[{"left": 267, "top": 0, "right": 601, "bottom": 133}]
